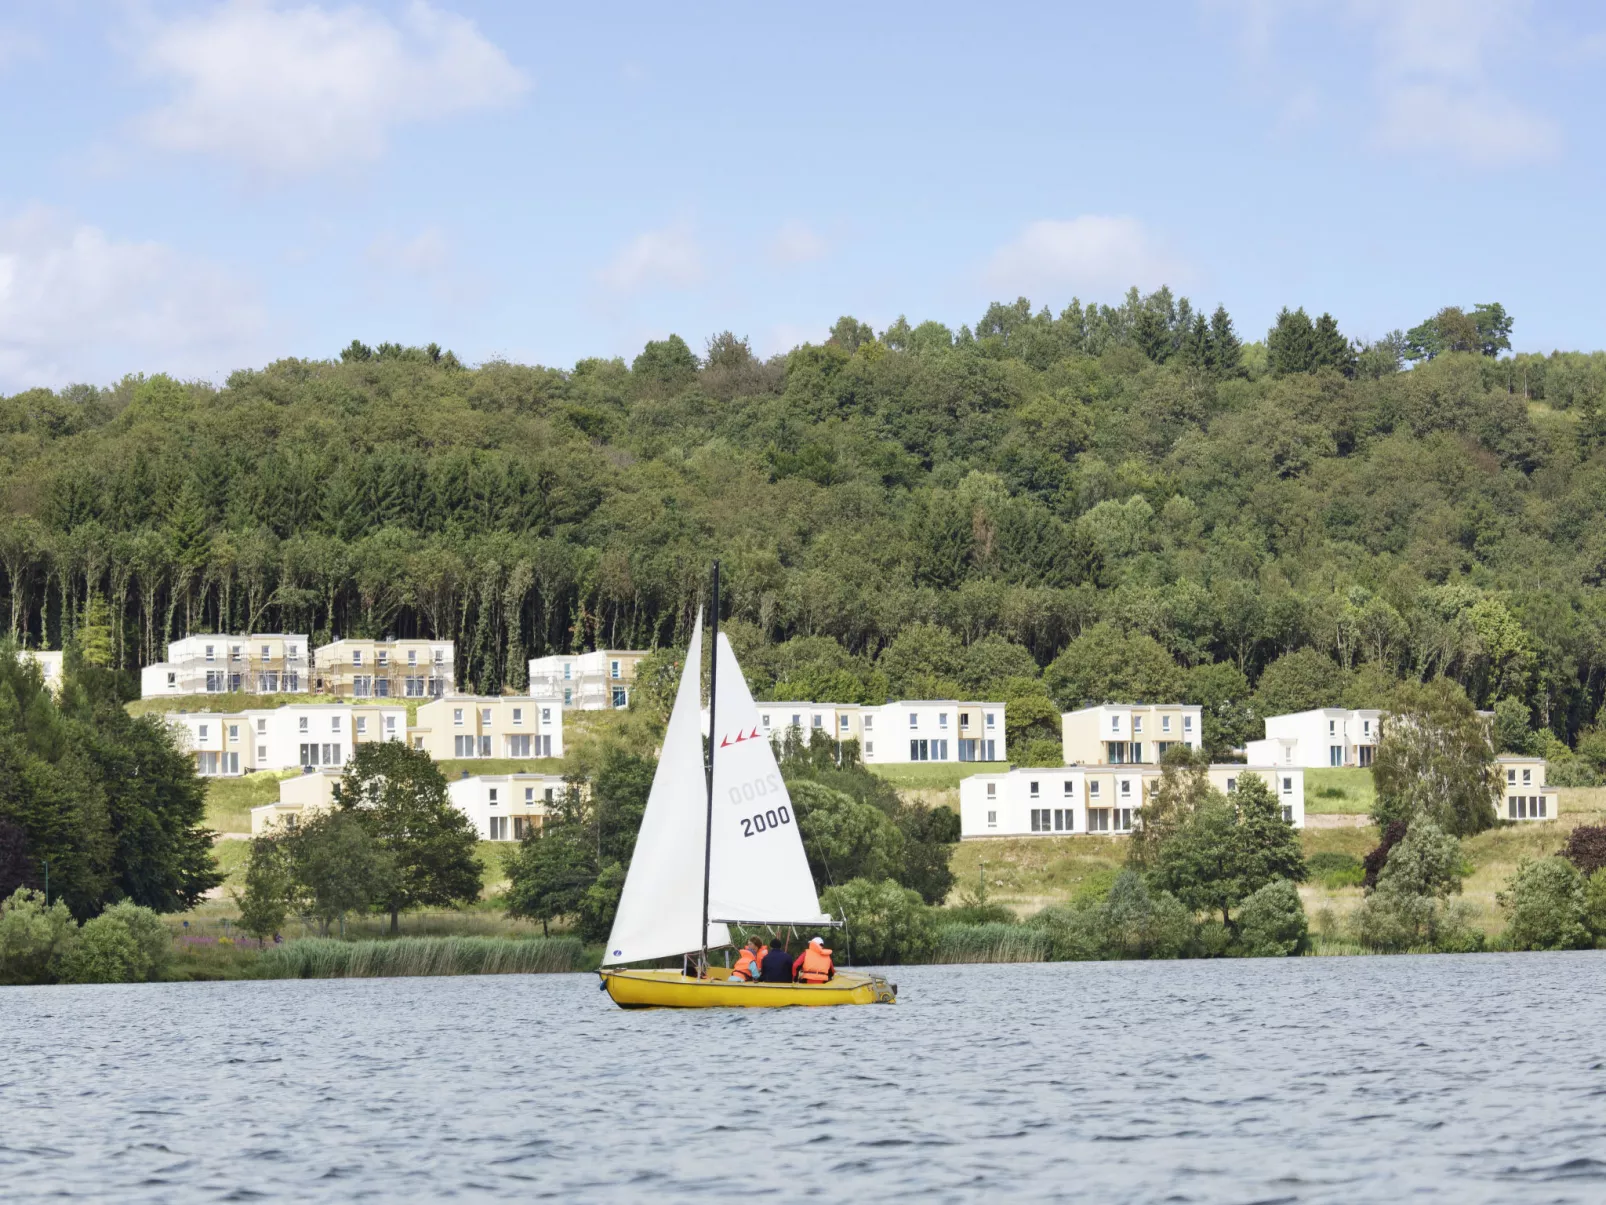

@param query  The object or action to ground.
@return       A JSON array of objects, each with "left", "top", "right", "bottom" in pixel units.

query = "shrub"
[
  {"left": 1235, "top": 879, "right": 1309, "bottom": 956},
  {"left": 0, "top": 888, "right": 78, "bottom": 985},
  {"left": 1353, "top": 891, "right": 1482, "bottom": 953},
  {"left": 1499, "top": 858, "right": 1592, "bottom": 951},
  {"left": 937, "top": 903, "right": 1018, "bottom": 926},
  {"left": 1028, "top": 871, "right": 1192, "bottom": 961},
  {"left": 930, "top": 923, "right": 1048, "bottom": 964},
  {"left": 821, "top": 877, "right": 935, "bottom": 965},
  {"left": 60, "top": 916, "right": 144, "bottom": 983},
  {"left": 1558, "top": 826, "right": 1606, "bottom": 877},
  {"left": 1306, "top": 852, "right": 1364, "bottom": 889},
  {"left": 1029, "top": 902, "right": 1107, "bottom": 961},
  {"left": 1583, "top": 870, "right": 1606, "bottom": 941}
]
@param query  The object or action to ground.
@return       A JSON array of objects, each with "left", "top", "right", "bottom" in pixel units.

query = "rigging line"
[{"left": 699, "top": 560, "right": 720, "bottom": 974}]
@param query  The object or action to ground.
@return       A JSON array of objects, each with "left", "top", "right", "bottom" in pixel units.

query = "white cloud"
[
  {"left": 769, "top": 220, "right": 829, "bottom": 265},
  {"left": 134, "top": 0, "right": 528, "bottom": 175},
  {"left": 0, "top": 206, "right": 265, "bottom": 390},
  {"left": 985, "top": 216, "right": 1184, "bottom": 301},
  {"left": 1360, "top": 0, "right": 1561, "bottom": 164},
  {"left": 597, "top": 223, "right": 703, "bottom": 295}
]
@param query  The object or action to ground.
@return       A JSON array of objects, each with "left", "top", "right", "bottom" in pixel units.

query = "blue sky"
[{"left": 1, "top": 0, "right": 1603, "bottom": 390}]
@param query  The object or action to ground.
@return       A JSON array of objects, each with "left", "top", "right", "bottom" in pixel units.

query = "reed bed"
[
  {"left": 257, "top": 936, "right": 584, "bottom": 979},
  {"left": 928, "top": 923, "right": 1050, "bottom": 964}
]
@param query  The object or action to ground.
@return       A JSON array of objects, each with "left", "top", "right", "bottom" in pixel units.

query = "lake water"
[{"left": 5, "top": 954, "right": 1606, "bottom": 1202}]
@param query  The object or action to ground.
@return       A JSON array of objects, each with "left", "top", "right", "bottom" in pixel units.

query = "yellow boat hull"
[{"left": 600, "top": 967, "right": 895, "bottom": 1008}]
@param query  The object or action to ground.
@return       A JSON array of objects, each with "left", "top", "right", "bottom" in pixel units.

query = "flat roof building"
[{"left": 141, "top": 633, "right": 310, "bottom": 698}]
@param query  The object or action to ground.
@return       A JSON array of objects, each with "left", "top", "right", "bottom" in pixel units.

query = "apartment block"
[
  {"left": 528, "top": 649, "right": 648, "bottom": 710},
  {"left": 250, "top": 768, "right": 341, "bottom": 835},
  {"left": 1497, "top": 756, "right": 1557, "bottom": 822},
  {"left": 1246, "top": 708, "right": 1382, "bottom": 768},
  {"left": 959, "top": 764, "right": 1304, "bottom": 839},
  {"left": 411, "top": 695, "right": 564, "bottom": 761},
  {"left": 1061, "top": 703, "right": 1202, "bottom": 766},
  {"left": 140, "top": 634, "right": 310, "bottom": 698},
  {"left": 313, "top": 639, "right": 454, "bottom": 700},
  {"left": 447, "top": 772, "right": 567, "bottom": 841},
  {"left": 732, "top": 700, "right": 1006, "bottom": 764},
  {"left": 166, "top": 703, "right": 406, "bottom": 777}
]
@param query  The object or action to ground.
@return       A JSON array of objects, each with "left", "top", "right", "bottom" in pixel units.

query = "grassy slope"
[
  {"left": 1303, "top": 767, "right": 1376, "bottom": 814},
  {"left": 867, "top": 762, "right": 1000, "bottom": 791},
  {"left": 205, "top": 771, "right": 297, "bottom": 833}
]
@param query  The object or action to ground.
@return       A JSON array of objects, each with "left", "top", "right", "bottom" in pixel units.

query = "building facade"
[
  {"left": 1061, "top": 703, "right": 1203, "bottom": 766},
  {"left": 959, "top": 764, "right": 1304, "bottom": 839},
  {"left": 528, "top": 649, "right": 648, "bottom": 710},
  {"left": 1246, "top": 708, "right": 1382, "bottom": 768},
  {"left": 735, "top": 700, "right": 1007, "bottom": 764},
  {"left": 250, "top": 768, "right": 341, "bottom": 835},
  {"left": 21, "top": 649, "right": 62, "bottom": 692},
  {"left": 313, "top": 639, "right": 454, "bottom": 699},
  {"left": 446, "top": 772, "right": 567, "bottom": 841},
  {"left": 167, "top": 703, "right": 407, "bottom": 777},
  {"left": 1497, "top": 756, "right": 1557, "bottom": 822},
  {"left": 411, "top": 696, "right": 564, "bottom": 761},
  {"left": 141, "top": 634, "right": 311, "bottom": 698}
]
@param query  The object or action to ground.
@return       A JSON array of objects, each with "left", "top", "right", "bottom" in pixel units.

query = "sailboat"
[{"left": 598, "top": 565, "right": 896, "bottom": 1008}]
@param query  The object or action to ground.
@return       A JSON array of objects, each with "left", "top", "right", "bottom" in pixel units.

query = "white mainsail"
[
  {"left": 601, "top": 614, "right": 730, "bottom": 965},
  {"left": 707, "top": 633, "right": 833, "bottom": 927}
]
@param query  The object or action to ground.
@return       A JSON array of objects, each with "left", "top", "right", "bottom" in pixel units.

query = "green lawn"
[
  {"left": 867, "top": 762, "right": 1002, "bottom": 790},
  {"left": 205, "top": 771, "right": 297, "bottom": 833},
  {"left": 437, "top": 758, "right": 565, "bottom": 780},
  {"left": 127, "top": 692, "right": 346, "bottom": 718},
  {"left": 1304, "top": 767, "right": 1376, "bottom": 814}
]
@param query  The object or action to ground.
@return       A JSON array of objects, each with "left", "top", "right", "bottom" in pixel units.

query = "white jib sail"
[
  {"left": 707, "top": 633, "right": 833, "bottom": 928},
  {"left": 602, "top": 613, "right": 731, "bottom": 965}
]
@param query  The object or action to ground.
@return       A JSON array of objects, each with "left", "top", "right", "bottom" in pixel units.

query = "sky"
[{"left": 0, "top": 0, "right": 1603, "bottom": 391}]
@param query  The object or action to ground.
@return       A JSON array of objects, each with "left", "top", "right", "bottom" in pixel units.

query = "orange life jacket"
[
  {"left": 732, "top": 948, "right": 760, "bottom": 981},
  {"left": 798, "top": 944, "right": 833, "bottom": 983}
]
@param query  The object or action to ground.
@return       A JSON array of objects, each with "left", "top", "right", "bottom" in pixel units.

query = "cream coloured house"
[
  {"left": 250, "top": 768, "right": 342, "bottom": 835},
  {"left": 725, "top": 699, "right": 1007, "bottom": 764},
  {"left": 166, "top": 702, "right": 406, "bottom": 777},
  {"left": 141, "top": 634, "right": 310, "bottom": 698},
  {"left": 411, "top": 695, "right": 564, "bottom": 761},
  {"left": 959, "top": 763, "right": 1304, "bottom": 838},
  {"left": 446, "top": 772, "right": 567, "bottom": 841},
  {"left": 1061, "top": 703, "right": 1203, "bottom": 766},
  {"left": 1497, "top": 756, "right": 1557, "bottom": 821},
  {"left": 313, "top": 638, "right": 454, "bottom": 700},
  {"left": 528, "top": 649, "right": 648, "bottom": 710}
]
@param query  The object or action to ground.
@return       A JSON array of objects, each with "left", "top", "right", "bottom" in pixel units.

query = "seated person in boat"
[
  {"left": 757, "top": 936, "right": 794, "bottom": 983},
  {"left": 793, "top": 936, "right": 834, "bottom": 984},
  {"left": 731, "top": 938, "right": 763, "bottom": 982}
]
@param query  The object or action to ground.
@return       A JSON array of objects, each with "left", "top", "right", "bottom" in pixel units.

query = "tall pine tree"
[
  {"left": 1311, "top": 313, "right": 1357, "bottom": 377},
  {"left": 1267, "top": 307, "right": 1317, "bottom": 376},
  {"left": 1209, "top": 305, "right": 1244, "bottom": 378}
]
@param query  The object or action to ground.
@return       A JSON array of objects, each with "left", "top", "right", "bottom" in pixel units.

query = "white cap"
[{"left": 809, "top": 936, "right": 824, "bottom": 946}]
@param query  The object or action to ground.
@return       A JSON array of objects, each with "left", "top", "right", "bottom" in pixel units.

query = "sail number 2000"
[{"left": 731, "top": 772, "right": 793, "bottom": 838}]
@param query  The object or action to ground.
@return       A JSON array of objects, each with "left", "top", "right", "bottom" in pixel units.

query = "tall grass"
[
  {"left": 257, "top": 935, "right": 583, "bottom": 979},
  {"left": 928, "top": 923, "right": 1049, "bottom": 964}
]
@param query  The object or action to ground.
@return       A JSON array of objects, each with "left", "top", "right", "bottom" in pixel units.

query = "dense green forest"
[{"left": 5, "top": 288, "right": 1606, "bottom": 762}]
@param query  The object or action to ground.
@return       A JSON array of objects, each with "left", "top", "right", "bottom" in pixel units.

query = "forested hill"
[{"left": 5, "top": 290, "right": 1606, "bottom": 750}]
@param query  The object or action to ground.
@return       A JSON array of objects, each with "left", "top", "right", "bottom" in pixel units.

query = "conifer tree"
[
  {"left": 1209, "top": 305, "right": 1244, "bottom": 378},
  {"left": 1311, "top": 313, "right": 1357, "bottom": 377},
  {"left": 1134, "top": 305, "right": 1172, "bottom": 364},
  {"left": 1267, "top": 307, "right": 1316, "bottom": 376},
  {"left": 1180, "top": 314, "right": 1211, "bottom": 371}
]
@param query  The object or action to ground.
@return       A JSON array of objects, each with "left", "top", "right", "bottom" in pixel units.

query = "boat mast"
[{"left": 700, "top": 560, "right": 720, "bottom": 972}]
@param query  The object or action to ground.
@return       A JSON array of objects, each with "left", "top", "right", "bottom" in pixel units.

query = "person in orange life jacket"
[
  {"left": 730, "top": 938, "right": 763, "bottom": 982},
  {"left": 793, "top": 935, "right": 834, "bottom": 983},
  {"left": 757, "top": 936, "right": 794, "bottom": 983}
]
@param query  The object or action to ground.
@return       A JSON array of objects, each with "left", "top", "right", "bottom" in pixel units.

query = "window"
[
  {"left": 230, "top": 645, "right": 241, "bottom": 662},
  {"left": 378, "top": 651, "right": 389, "bottom": 667},
  {"left": 488, "top": 816, "right": 507, "bottom": 840},
  {"left": 986, "top": 783, "right": 996, "bottom": 797},
  {"left": 1507, "top": 769, "right": 1517, "bottom": 785},
  {"left": 986, "top": 810, "right": 997, "bottom": 828},
  {"left": 289, "top": 646, "right": 299, "bottom": 659},
  {"left": 511, "top": 708, "right": 524, "bottom": 725},
  {"left": 525, "top": 787, "right": 535, "bottom": 803},
  {"left": 1111, "top": 716, "right": 1120, "bottom": 732},
  {"left": 356, "top": 717, "right": 367, "bottom": 735},
  {"left": 864, "top": 716, "right": 874, "bottom": 731},
  {"left": 506, "top": 734, "right": 532, "bottom": 757},
  {"left": 1087, "top": 808, "right": 1110, "bottom": 832},
  {"left": 331, "top": 717, "right": 342, "bottom": 733},
  {"left": 610, "top": 660, "right": 621, "bottom": 679},
  {"left": 1282, "top": 806, "right": 1294, "bottom": 823},
  {"left": 1089, "top": 781, "right": 1100, "bottom": 798},
  {"left": 762, "top": 714, "right": 770, "bottom": 728},
  {"left": 299, "top": 716, "right": 309, "bottom": 732},
  {"left": 1120, "top": 779, "right": 1131, "bottom": 797},
  {"left": 985, "top": 712, "right": 995, "bottom": 729},
  {"left": 1522, "top": 768, "right": 1532, "bottom": 786},
  {"left": 1029, "top": 780, "right": 1040, "bottom": 798},
  {"left": 611, "top": 687, "right": 626, "bottom": 709},
  {"left": 322, "top": 743, "right": 341, "bottom": 764},
  {"left": 1064, "top": 780, "right": 1075, "bottom": 797},
  {"left": 257, "top": 745, "right": 266, "bottom": 761},
  {"left": 933, "top": 740, "right": 948, "bottom": 760},
  {"left": 812, "top": 714, "right": 822, "bottom": 729},
  {"left": 353, "top": 651, "right": 363, "bottom": 666},
  {"left": 166, "top": 672, "right": 176, "bottom": 687},
  {"left": 1329, "top": 719, "right": 1336, "bottom": 735},
  {"left": 791, "top": 713, "right": 802, "bottom": 728},
  {"left": 840, "top": 715, "right": 849, "bottom": 730},
  {"left": 865, "top": 742, "right": 874, "bottom": 756},
  {"left": 1030, "top": 808, "right": 1048, "bottom": 832},
  {"left": 408, "top": 649, "right": 418, "bottom": 665},
  {"left": 1330, "top": 745, "right": 1343, "bottom": 767},
  {"left": 454, "top": 709, "right": 464, "bottom": 726},
  {"left": 939, "top": 713, "right": 949, "bottom": 730},
  {"left": 1162, "top": 715, "right": 1171, "bottom": 733},
  {"left": 1363, "top": 720, "right": 1371, "bottom": 735},
  {"left": 198, "top": 723, "right": 209, "bottom": 740},
  {"left": 1282, "top": 777, "right": 1293, "bottom": 795},
  {"left": 544, "top": 788, "right": 555, "bottom": 803},
  {"left": 563, "top": 662, "right": 572, "bottom": 680},
  {"left": 542, "top": 708, "right": 551, "bottom": 723},
  {"left": 488, "top": 788, "right": 498, "bottom": 804},
  {"left": 353, "top": 676, "right": 372, "bottom": 698},
  {"left": 434, "top": 649, "right": 444, "bottom": 664},
  {"left": 228, "top": 724, "right": 238, "bottom": 742},
  {"left": 564, "top": 689, "right": 572, "bottom": 705},
  {"left": 1115, "top": 808, "right": 1133, "bottom": 832},
  {"left": 481, "top": 708, "right": 493, "bottom": 725},
  {"left": 1226, "top": 777, "right": 1237, "bottom": 793},
  {"left": 910, "top": 739, "right": 929, "bottom": 761},
  {"left": 1053, "top": 809, "right": 1071, "bottom": 832},
  {"left": 455, "top": 735, "right": 474, "bottom": 757},
  {"left": 205, "top": 644, "right": 215, "bottom": 662},
  {"left": 909, "top": 712, "right": 918, "bottom": 729},
  {"left": 960, "top": 712, "right": 969, "bottom": 727},
  {"left": 385, "top": 715, "right": 396, "bottom": 733},
  {"left": 1133, "top": 716, "right": 1142, "bottom": 734},
  {"left": 479, "top": 735, "right": 492, "bottom": 758},
  {"left": 1183, "top": 715, "right": 1193, "bottom": 732}
]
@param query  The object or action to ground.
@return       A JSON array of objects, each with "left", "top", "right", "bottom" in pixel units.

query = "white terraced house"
[
  {"left": 527, "top": 650, "right": 648, "bottom": 710},
  {"left": 730, "top": 700, "right": 1007, "bottom": 764},
  {"left": 314, "top": 638, "right": 454, "bottom": 699},
  {"left": 410, "top": 695, "right": 564, "bottom": 761},
  {"left": 1497, "top": 756, "right": 1557, "bottom": 822},
  {"left": 446, "top": 772, "right": 568, "bottom": 841},
  {"left": 1246, "top": 708, "right": 1383, "bottom": 768},
  {"left": 959, "top": 764, "right": 1305, "bottom": 839},
  {"left": 1061, "top": 703, "right": 1203, "bottom": 766},
  {"left": 140, "top": 634, "right": 310, "bottom": 698},
  {"left": 167, "top": 703, "right": 406, "bottom": 777}
]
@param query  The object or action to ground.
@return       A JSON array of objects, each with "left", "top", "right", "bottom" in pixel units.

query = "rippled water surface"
[{"left": 5, "top": 954, "right": 1606, "bottom": 1202}]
